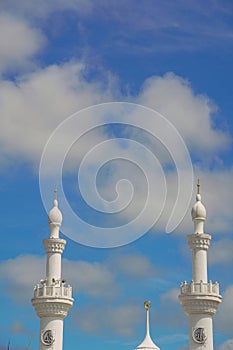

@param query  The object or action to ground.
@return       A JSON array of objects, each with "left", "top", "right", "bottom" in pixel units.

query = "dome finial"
[
  {"left": 191, "top": 178, "right": 206, "bottom": 233},
  {"left": 48, "top": 187, "right": 62, "bottom": 238}
]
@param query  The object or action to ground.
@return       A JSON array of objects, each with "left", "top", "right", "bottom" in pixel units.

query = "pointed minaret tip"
[
  {"left": 54, "top": 185, "right": 58, "bottom": 207},
  {"left": 191, "top": 178, "right": 206, "bottom": 233},
  {"left": 135, "top": 301, "right": 160, "bottom": 350},
  {"left": 48, "top": 187, "right": 63, "bottom": 238}
]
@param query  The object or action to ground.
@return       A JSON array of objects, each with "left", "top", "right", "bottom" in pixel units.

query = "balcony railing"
[
  {"left": 180, "top": 280, "right": 219, "bottom": 295},
  {"left": 33, "top": 284, "right": 72, "bottom": 299}
]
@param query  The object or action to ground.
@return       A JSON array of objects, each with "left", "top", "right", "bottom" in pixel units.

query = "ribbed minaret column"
[
  {"left": 32, "top": 190, "right": 73, "bottom": 350},
  {"left": 179, "top": 180, "right": 222, "bottom": 350},
  {"left": 136, "top": 301, "right": 160, "bottom": 350}
]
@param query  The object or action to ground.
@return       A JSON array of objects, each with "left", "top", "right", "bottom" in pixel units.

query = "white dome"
[
  {"left": 191, "top": 193, "right": 206, "bottom": 221},
  {"left": 48, "top": 199, "right": 62, "bottom": 225}
]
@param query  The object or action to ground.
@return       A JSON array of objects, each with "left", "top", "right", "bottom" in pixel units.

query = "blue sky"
[{"left": 0, "top": 1, "right": 233, "bottom": 349}]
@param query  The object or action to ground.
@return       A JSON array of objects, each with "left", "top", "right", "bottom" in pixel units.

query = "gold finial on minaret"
[
  {"left": 144, "top": 300, "right": 151, "bottom": 310},
  {"left": 197, "top": 178, "right": 200, "bottom": 195}
]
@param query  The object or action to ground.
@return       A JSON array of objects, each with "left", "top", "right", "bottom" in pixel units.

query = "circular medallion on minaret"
[
  {"left": 41, "top": 330, "right": 55, "bottom": 346},
  {"left": 192, "top": 328, "right": 206, "bottom": 344}
]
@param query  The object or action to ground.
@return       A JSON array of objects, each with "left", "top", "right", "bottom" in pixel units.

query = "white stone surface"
[
  {"left": 179, "top": 186, "right": 221, "bottom": 350},
  {"left": 32, "top": 195, "right": 73, "bottom": 350},
  {"left": 136, "top": 302, "right": 160, "bottom": 350}
]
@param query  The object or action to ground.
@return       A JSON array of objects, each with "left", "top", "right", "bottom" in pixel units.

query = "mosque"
[{"left": 31, "top": 181, "right": 222, "bottom": 350}]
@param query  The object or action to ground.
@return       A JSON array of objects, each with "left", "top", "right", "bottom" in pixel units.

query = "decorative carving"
[
  {"left": 43, "top": 238, "right": 66, "bottom": 253},
  {"left": 192, "top": 328, "right": 207, "bottom": 344},
  {"left": 41, "top": 330, "right": 55, "bottom": 346},
  {"left": 179, "top": 294, "right": 222, "bottom": 315},
  {"left": 32, "top": 299, "right": 73, "bottom": 318},
  {"left": 187, "top": 233, "right": 211, "bottom": 250}
]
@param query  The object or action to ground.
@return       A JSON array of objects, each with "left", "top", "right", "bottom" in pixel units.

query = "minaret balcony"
[
  {"left": 33, "top": 284, "right": 73, "bottom": 299},
  {"left": 180, "top": 280, "right": 219, "bottom": 295},
  {"left": 179, "top": 280, "right": 222, "bottom": 316}
]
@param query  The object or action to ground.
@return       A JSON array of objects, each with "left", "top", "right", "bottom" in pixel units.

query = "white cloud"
[
  {"left": 159, "top": 288, "right": 186, "bottom": 329},
  {"left": 160, "top": 288, "right": 180, "bottom": 303},
  {"left": 0, "top": 255, "right": 45, "bottom": 303},
  {"left": 0, "top": 61, "right": 116, "bottom": 168},
  {"left": 0, "top": 62, "right": 232, "bottom": 236},
  {"left": 63, "top": 259, "right": 118, "bottom": 299},
  {"left": 0, "top": 13, "right": 45, "bottom": 73},
  {"left": 0, "top": 254, "right": 118, "bottom": 303},
  {"left": 0, "top": 253, "right": 158, "bottom": 304},
  {"left": 74, "top": 303, "right": 142, "bottom": 337},
  {"left": 137, "top": 73, "right": 231, "bottom": 158},
  {"left": 109, "top": 253, "right": 156, "bottom": 280}
]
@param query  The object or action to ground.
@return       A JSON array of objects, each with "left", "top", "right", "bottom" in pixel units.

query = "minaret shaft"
[
  {"left": 192, "top": 248, "right": 208, "bottom": 282},
  {"left": 188, "top": 315, "right": 213, "bottom": 350},
  {"left": 46, "top": 252, "right": 62, "bottom": 284},
  {"left": 40, "top": 318, "right": 64, "bottom": 350},
  {"left": 43, "top": 238, "right": 66, "bottom": 286},
  {"left": 188, "top": 233, "right": 210, "bottom": 283}
]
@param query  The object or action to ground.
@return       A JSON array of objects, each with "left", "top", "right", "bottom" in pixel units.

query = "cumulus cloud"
[
  {"left": 109, "top": 253, "right": 156, "bottom": 280},
  {"left": 0, "top": 253, "right": 158, "bottom": 304},
  {"left": 0, "top": 61, "right": 116, "bottom": 167},
  {"left": 161, "top": 288, "right": 180, "bottom": 303},
  {"left": 137, "top": 73, "right": 231, "bottom": 158},
  {"left": 0, "top": 58, "right": 232, "bottom": 235},
  {"left": 159, "top": 288, "right": 186, "bottom": 329},
  {"left": 190, "top": 168, "right": 233, "bottom": 234},
  {"left": 0, "top": 252, "right": 160, "bottom": 337},
  {"left": 0, "top": 255, "right": 45, "bottom": 303},
  {"left": 0, "top": 254, "right": 118, "bottom": 303},
  {"left": 0, "top": 13, "right": 45, "bottom": 74},
  {"left": 73, "top": 302, "right": 143, "bottom": 337},
  {"left": 63, "top": 259, "right": 118, "bottom": 299}
]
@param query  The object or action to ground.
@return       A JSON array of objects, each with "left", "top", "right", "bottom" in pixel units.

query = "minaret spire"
[
  {"left": 197, "top": 178, "right": 200, "bottom": 195},
  {"left": 32, "top": 190, "right": 73, "bottom": 350},
  {"left": 145, "top": 301, "right": 150, "bottom": 338},
  {"left": 54, "top": 185, "right": 58, "bottom": 200},
  {"left": 135, "top": 301, "right": 160, "bottom": 350},
  {"left": 191, "top": 179, "right": 206, "bottom": 234},
  {"left": 48, "top": 187, "right": 62, "bottom": 238},
  {"left": 179, "top": 181, "right": 222, "bottom": 350}
]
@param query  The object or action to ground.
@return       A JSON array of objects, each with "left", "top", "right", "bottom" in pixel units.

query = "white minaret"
[
  {"left": 179, "top": 180, "right": 222, "bottom": 350},
  {"left": 32, "top": 189, "right": 73, "bottom": 350},
  {"left": 136, "top": 301, "right": 160, "bottom": 350}
]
